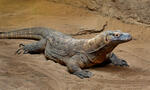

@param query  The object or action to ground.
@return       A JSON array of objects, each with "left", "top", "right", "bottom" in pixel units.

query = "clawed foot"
[
  {"left": 112, "top": 59, "right": 129, "bottom": 67},
  {"left": 15, "top": 43, "right": 28, "bottom": 55},
  {"left": 73, "top": 70, "right": 93, "bottom": 79}
]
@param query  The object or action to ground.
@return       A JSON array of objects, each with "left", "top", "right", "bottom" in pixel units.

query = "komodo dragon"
[{"left": 0, "top": 27, "right": 132, "bottom": 78}]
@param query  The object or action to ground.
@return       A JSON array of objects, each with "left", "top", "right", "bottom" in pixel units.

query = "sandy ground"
[{"left": 0, "top": 0, "right": 150, "bottom": 90}]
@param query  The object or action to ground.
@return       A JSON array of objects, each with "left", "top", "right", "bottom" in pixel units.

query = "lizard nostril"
[{"left": 128, "top": 34, "right": 132, "bottom": 40}]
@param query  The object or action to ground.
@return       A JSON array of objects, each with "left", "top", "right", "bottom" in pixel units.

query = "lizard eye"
[
  {"left": 115, "top": 33, "right": 120, "bottom": 37},
  {"left": 113, "top": 33, "right": 120, "bottom": 37}
]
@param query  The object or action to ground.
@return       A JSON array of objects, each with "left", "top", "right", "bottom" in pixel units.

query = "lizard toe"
[
  {"left": 19, "top": 43, "right": 25, "bottom": 47},
  {"left": 15, "top": 48, "right": 24, "bottom": 55},
  {"left": 73, "top": 70, "right": 93, "bottom": 79},
  {"left": 112, "top": 59, "right": 129, "bottom": 67},
  {"left": 121, "top": 60, "right": 129, "bottom": 67},
  {"left": 15, "top": 44, "right": 29, "bottom": 55}
]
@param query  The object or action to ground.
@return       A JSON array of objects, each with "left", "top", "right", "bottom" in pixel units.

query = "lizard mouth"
[{"left": 105, "top": 34, "right": 110, "bottom": 43}]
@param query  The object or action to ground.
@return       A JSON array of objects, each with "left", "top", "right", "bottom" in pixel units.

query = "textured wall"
[{"left": 49, "top": 0, "right": 150, "bottom": 25}]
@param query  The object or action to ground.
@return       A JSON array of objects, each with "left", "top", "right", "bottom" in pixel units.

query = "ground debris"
[{"left": 70, "top": 22, "right": 108, "bottom": 36}]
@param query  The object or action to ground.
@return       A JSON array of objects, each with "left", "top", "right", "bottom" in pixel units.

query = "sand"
[{"left": 0, "top": 0, "right": 150, "bottom": 90}]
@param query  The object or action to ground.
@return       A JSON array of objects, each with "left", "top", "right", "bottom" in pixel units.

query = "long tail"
[{"left": 0, "top": 27, "right": 49, "bottom": 40}]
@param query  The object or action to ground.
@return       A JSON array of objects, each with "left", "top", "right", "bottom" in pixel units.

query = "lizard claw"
[
  {"left": 73, "top": 70, "right": 93, "bottom": 79},
  {"left": 19, "top": 43, "right": 25, "bottom": 47},
  {"left": 113, "top": 59, "right": 129, "bottom": 67},
  {"left": 15, "top": 44, "right": 28, "bottom": 55},
  {"left": 15, "top": 48, "right": 24, "bottom": 55}
]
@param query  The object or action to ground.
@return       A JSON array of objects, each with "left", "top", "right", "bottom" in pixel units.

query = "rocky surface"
[{"left": 50, "top": 0, "right": 150, "bottom": 25}]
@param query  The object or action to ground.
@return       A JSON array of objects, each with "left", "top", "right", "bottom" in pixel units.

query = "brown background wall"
[{"left": 49, "top": 0, "right": 150, "bottom": 25}]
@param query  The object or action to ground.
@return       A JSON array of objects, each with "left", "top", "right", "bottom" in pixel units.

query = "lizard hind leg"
[{"left": 15, "top": 39, "right": 46, "bottom": 55}]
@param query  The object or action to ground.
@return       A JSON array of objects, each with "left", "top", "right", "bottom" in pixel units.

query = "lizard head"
[{"left": 104, "top": 30, "right": 132, "bottom": 44}]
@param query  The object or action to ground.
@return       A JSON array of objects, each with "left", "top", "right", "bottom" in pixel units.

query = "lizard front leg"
[
  {"left": 108, "top": 53, "right": 129, "bottom": 66},
  {"left": 65, "top": 54, "right": 93, "bottom": 79},
  {"left": 16, "top": 39, "right": 46, "bottom": 54}
]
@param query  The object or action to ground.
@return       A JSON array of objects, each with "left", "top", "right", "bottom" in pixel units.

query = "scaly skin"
[{"left": 0, "top": 27, "right": 132, "bottom": 79}]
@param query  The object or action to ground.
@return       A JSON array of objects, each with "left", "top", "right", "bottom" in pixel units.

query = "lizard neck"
[{"left": 83, "top": 33, "right": 107, "bottom": 52}]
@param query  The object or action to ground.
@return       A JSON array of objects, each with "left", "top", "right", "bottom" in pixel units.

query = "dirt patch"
[{"left": 0, "top": 0, "right": 150, "bottom": 90}]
